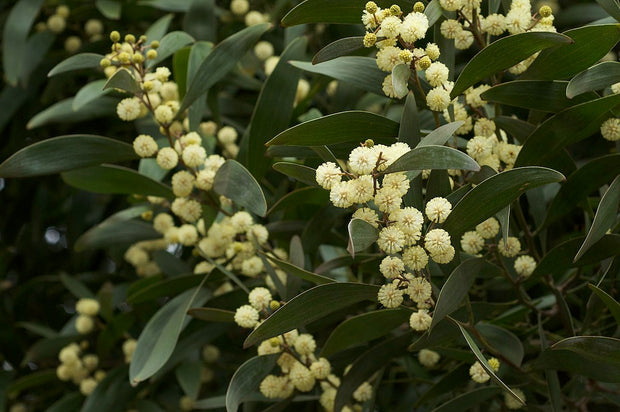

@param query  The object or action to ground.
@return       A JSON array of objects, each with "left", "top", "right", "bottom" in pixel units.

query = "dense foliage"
[{"left": 1, "top": 0, "right": 619, "bottom": 411}]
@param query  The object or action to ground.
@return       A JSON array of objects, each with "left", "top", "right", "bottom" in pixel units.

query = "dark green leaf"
[
  {"left": 188, "top": 307, "right": 235, "bottom": 323},
  {"left": 451, "top": 31, "right": 572, "bottom": 98},
  {"left": 59, "top": 273, "right": 95, "bottom": 299},
  {"left": 321, "top": 309, "right": 410, "bottom": 357},
  {"left": 146, "top": 31, "right": 195, "bottom": 68},
  {"left": 347, "top": 218, "right": 379, "bottom": 257},
  {"left": 129, "top": 286, "right": 210, "bottom": 384},
  {"left": 481, "top": 80, "right": 596, "bottom": 112},
  {"left": 385, "top": 145, "right": 480, "bottom": 174},
  {"left": 494, "top": 116, "right": 535, "bottom": 142},
  {"left": 145, "top": 13, "right": 174, "bottom": 41},
  {"left": 48, "top": 53, "right": 105, "bottom": 77},
  {"left": 176, "top": 361, "right": 202, "bottom": 399},
  {"left": 139, "top": 0, "right": 192, "bottom": 11},
  {"left": 0, "top": 135, "right": 136, "bottom": 178},
  {"left": 312, "top": 36, "right": 364, "bottom": 64},
  {"left": 596, "top": 0, "right": 620, "bottom": 22},
  {"left": 496, "top": 206, "right": 510, "bottom": 245},
  {"left": 457, "top": 323, "right": 525, "bottom": 405},
  {"left": 20, "top": 31, "right": 55, "bottom": 86},
  {"left": 282, "top": 0, "right": 414, "bottom": 25},
  {"left": 432, "top": 387, "right": 501, "bottom": 412},
  {"left": 45, "top": 393, "right": 83, "bottom": 412},
  {"left": 442, "top": 167, "right": 565, "bottom": 238},
  {"left": 82, "top": 366, "right": 137, "bottom": 412},
  {"left": 180, "top": 23, "right": 270, "bottom": 113},
  {"left": 75, "top": 218, "right": 159, "bottom": 252},
  {"left": 187, "top": 42, "right": 213, "bottom": 130},
  {"left": 103, "top": 69, "right": 141, "bottom": 95},
  {"left": 476, "top": 323, "right": 524, "bottom": 366},
  {"left": 521, "top": 24, "right": 620, "bottom": 80},
  {"left": 543, "top": 154, "right": 620, "bottom": 228},
  {"left": 244, "top": 283, "right": 379, "bottom": 347},
  {"left": 575, "top": 175, "right": 620, "bottom": 261},
  {"left": 268, "top": 111, "right": 399, "bottom": 146},
  {"left": 7, "top": 370, "right": 56, "bottom": 398},
  {"left": 415, "top": 364, "right": 470, "bottom": 407},
  {"left": 226, "top": 354, "right": 279, "bottom": 412},
  {"left": 127, "top": 275, "right": 204, "bottom": 304},
  {"left": 27, "top": 97, "right": 117, "bottom": 129},
  {"left": 431, "top": 258, "right": 484, "bottom": 330},
  {"left": 588, "top": 284, "right": 620, "bottom": 326},
  {"left": 16, "top": 322, "right": 57, "bottom": 339},
  {"left": 261, "top": 252, "right": 335, "bottom": 285},
  {"left": 272, "top": 162, "right": 318, "bottom": 186},
  {"left": 334, "top": 332, "right": 414, "bottom": 412},
  {"left": 417, "top": 121, "right": 464, "bottom": 147},
  {"left": 290, "top": 57, "right": 385, "bottom": 95},
  {"left": 96, "top": 0, "right": 121, "bottom": 19},
  {"left": 183, "top": 0, "right": 216, "bottom": 42},
  {"left": 213, "top": 160, "right": 268, "bottom": 216},
  {"left": 3, "top": 0, "right": 45, "bottom": 85},
  {"left": 244, "top": 37, "right": 306, "bottom": 177},
  {"left": 399, "top": 92, "right": 421, "bottom": 147},
  {"left": 73, "top": 80, "right": 111, "bottom": 111},
  {"left": 567, "top": 62, "right": 620, "bottom": 98},
  {"left": 61, "top": 165, "right": 174, "bottom": 198}
]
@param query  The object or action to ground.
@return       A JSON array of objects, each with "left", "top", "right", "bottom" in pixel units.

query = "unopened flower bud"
[
  {"left": 150, "top": 40, "right": 159, "bottom": 49},
  {"left": 110, "top": 31, "right": 121, "bottom": 42},
  {"left": 132, "top": 53, "right": 144, "bottom": 64},
  {"left": 363, "top": 32, "right": 377, "bottom": 47},
  {"left": 365, "top": 1, "right": 378, "bottom": 13},
  {"left": 99, "top": 58, "right": 111, "bottom": 68},
  {"left": 270, "top": 300, "right": 281, "bottom": 311},
  {"left": 390, "top": 5, "right": 402, "bottom": 15},
  {"left": 539, "top": 5, "right": 552, "bottom": 17},
  {"left": 413, "top": 2, "right": 425, "bottom": 12},
  {"left": 125, "top": 34, "right": 136, "bottom": 43},
  {"left": 418, "top": 55, "right": 432, "bottom": 70},
  {"left": 146, "top": 49, "right": 158, "bottom": 60},
  {"left": 399, "top": 49, "right": 414, "bottom": 64},
  {"left": 364, "top": 139, "right": 375, "bottom": 147}
]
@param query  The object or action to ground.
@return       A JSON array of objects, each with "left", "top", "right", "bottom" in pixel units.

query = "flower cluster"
[
  {"left": 56, "top": 343, "right": 105, "bottom": 396},
  {"left": 469, "top": 357, "right": 500, "bottom": 383},
  {"left": 74, "top": 298, "right": 100, "bottom": 334},
  {"left": 33, "top": 5, "right": 104, "bottom": 53},
  {"left": 460, "top": 217, "right": 537, "bottom": 278}
]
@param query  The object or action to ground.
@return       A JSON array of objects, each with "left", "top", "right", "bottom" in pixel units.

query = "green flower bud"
[
  {"left": 365, "top": 1, "right": 378, "bottom": 13},
  {"left": 363, "top": 32, "right": 377, "bottom": 48},
  {"left": 110, "top": 30, "right": 121, "bottom": 42},
  {"left": 413, "top": 1, "right": 425, "bottom": 12}
]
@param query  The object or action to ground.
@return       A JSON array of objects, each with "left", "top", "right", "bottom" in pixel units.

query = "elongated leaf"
[
  {"left": 282, "top": 0, "right": 415, "bottom": 25},
  {"left": 183, "top": 0, "right": 216, "bottom": 42},
  {"left": 73, "top": 80, "right": 111, "bottom": 111},
  {"left": 457, "top": 324, "right": 525, "bottom": 405},
  {"left": 187, "top": 307, "right": 235, "bottom": 323},
  {"left": 334, "top": 332, "right": 414, "bottom": 412},
  {"left": 392, "top": 64, "right": 410, "bottom": 98},
  {"left": 588, "top": 284, "right": 620, "bottom": 325},
  {"left": 347, "top": 218, "right": 379, "bottom": 257},
  {"left": 20, "top": 31, "right": 55, "bottom": 86},
  {"left": 415, "top": 364, "right": 469, "bottom": 407},
  {"left": 267, "top": 111, "right": 399, "bottom": 146},
  {"left": 3, "top": 0, "right": 45, "bottom": 85},
  {"left": 176, "top": 361, "right": 202, "bottom": 399},
  {"left": 494, "top": 116, "right": 535, "bottom": 142},
  {"left": 244, "top": 37, "right": 306, "bottom": 177},
  {"left": 544, "top": 154, "right": 620, "bottom": 228},
  {"left": 104, "top": 69, "right": 141, "bottom": 95},
  {"left": 385, "top": 145, "right": 480, "bottom": 174},
  {"left": 272, "top": 162, "right": 318, "bottom": 186},
  {"left": 431, "top": 258, "right": 483, "bottom": 330},
  {"left": 96, "top": 0, "right": 121, "bottom": 19},
  {"left": 442, "top": 167, "right": 565, "bottom": 238},
  {"left": 61, "top": 165, "right": 173, "bottom": 198},
  {"left": 146, "top": 31, "right": 195, "bottom": 68},
  {"left": 139, "top": 0, "right": 192, "bottom": 11},
  {"left": 213, "top": 160, "right": 268, "bottom": 216},
  {"left": 129, "top": 286, "right": 210, "bottom": 384},
  {"left": 145, "top": 13, "right": 174, "bottom": 41},
  {"left": 244, "top": 283, "right": 379, "bottom": 347},
  {"left": 451, "top": 32, "right": 572, "bottom": 98},
  {"left": 399, "top": 92, "right": 421, "bottom": 147},
  {"left": 7, "top": 370, "right": 56, "bottom": 398},
  {"left": 262, "top": 253, "right": 335, "bottom": 285},
  {"left": 425, "top": 0, "right": 444, "bottom": 26},
  {"left": 75, "top": 219, "right": 159, "bottom": 252},
  {"left": 521, "top": 24, "right": 620, "bottom": 80},
  {"left": 127, "top": 275, "right": 204, "bottom": 304},
  {"left": 575, "top": 175, "right": 620, "bottom": 261},
  {"left": 226, "top": 354, "right": 279, "bottom": 412},
  {"left": 597, "top": 0, "right": 620, "bottom": 21},
  {"left": 27, "top": 97, "right": 117, "bottom": 129},
  {"left": 48, "top": 53, "right": 105, "bottom": 77},
  {"left": 60, "top": 273, "right": 95, "bottom": 299},
  {"left": 187, "top": 41, "right": 213, "bottom": 130},
  {"left": 432, "top": 387, "right": 501, "bottom": 412},
  {"left": 476, "top": 323, "right": 524, "bottom": 366},
  {"left": 321, "top": 309, "right": 410, "bottom": 357},
  {"left": 567, "top": 62, "right": 620, "bottom": 98},
  {"left": 290, "top": 57, "right": 385, "bottom": 95},
  {"left": 180, "top": 23, "right": 270, "bottom": 113},
  {"left": 481, "top": 80, "right": 596, "bottom": 112},
  {"left": 313, "top": 36, "right": 364, "bottom": 64},
  {"left": 268, "top": 187, "right": 328, "bottom": 215},
  {"left": 417, "top": 121, "right": 464, "bottom": 147},
  {"left": 555, "top": 336, "right": 620, "bottom": 369},
  {"left": 45, "top": 393, "right": 83, "bottom": 412},
  {"left": 0, "top": 135, "right": 136, "bottom": 178},
  {"left": 82, "top": 367, "right": 136, "bottom": 412}
]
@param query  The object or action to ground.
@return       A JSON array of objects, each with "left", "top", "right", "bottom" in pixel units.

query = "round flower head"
[
  {"left": 310, "top": 358, "right": 331, "bottom": 380},
  {"left": 75, "top": 315, "right": 95, "bottom": 334},
  {"left": 498, "top": 236, "right": 521, "bottom": 257},
  {"left": 418, "top": 349, "right": 440, "bottom": 367},
  {"left": 460, "top": 231, "right": 485, "bottom": 255},
  {"left": 376, "top": 46, "right": 402, "bottom": 72},
  {"left": 425, "top": 43, "right": 440, "bottom": 60},
  {"left": 425, "top": 62, "right": 449, "bottom": 87},
  {"left": 230, "top": 0, "right": 250, "bottom": 15},
  {"left": 406, "top": 276, "right": 432, "bottom": 304},
  {"left": 182, "top": 145, "right": 207, "bottom": 167},
  {"left": 402, "top": 246, "right": 429, "bottom": 271},
  {"left": 377, "top": 283, "right": 404, "bottom": 308},
  {"left": 514, "top": 255, "right": 536, "bottom": 278},
  {"left": 392, "top": 207, "right": 424, "bottom": 240},
  {"left": 424, "top": 228, "right": 452, "bottom": 255},
  {"left": 117, "top": 97, "right": 141, "bottom": 121},
  {"left": 488, "top": 357, "right": 500, "bottom": 372},
  {"left": 195, "top": 169, "right": 216, "bottom": 191},
  {"left": 483, "top": 13, "right": 507, "bottom": 36},
  {"left": 430, "top": 245, "right": 455, "bottom": 264},
  {"left": 133, "top": 134, "right": 158, "bottom": 157},
  {"left": 289, "top": 362, "right": 316, "bottom": 392},
  {"left": 76, "top": 298, "right": 100, "bottom": 316},
  {"left": 230, "top": 211, "right": 254, "bottom": 233},
  {"left": 505, "top": 9, "right": 531, "bottom": 34},
  {"left": 249, "top": 287, "right": 272, "bottom": 310},
  {"left": 466, "top": 136, "right": 493, "bottom": 161},
  {"left": 156, "top": 147, "right": 179, "bottom": 170},
  {"left": 377, "top": 226, "right": 406, "bottom": 254},
  {"left": 260, "top": 375, "right": 287, "bottom": 399},
  {"left": 353, "top": 382, "right": 373, "bottom": 402},
  {"left": 178, "top": 225, "right": 198, "bottom": 246},
  {"left": 380, "top": 256, "right": 405, "bottom": 279},
  {"left": 409, "top": 309, "right": 432, "bottom": 331},
  {"left": 254, "top": 41, "right": 274, "bottom": 60},
  {"left": 382, "top": 74, "right": 401, "bottom": 98},
  {"left": 374, "top": 186, "right": 403, "bottom": 213},
  {"left": 330, "top": 181, "right": 354, "bottom": 208},
  {"left": 439, "top": 0, "right": 463, "bottom": 11},
  {"left": 80, "top": 378, "right": 98, "bottom": 396},
  {"left": 476, "top": 217, "right": 500, "bottom": 239},
  {"left": 171, "top": 198, "right": 202, "bottom": 222},
  {"left": 465, "top": 84, "right": 491, "bottom": 108},
  {"left": 454, "top": 28, "right": 474, "bottom": 49},
  {"left": 315, "top": 162, "right": 342, "bottom": 189},
  {"left": 294, "top": 334, "right": 316, "bottom": 355},
  {"left": 505, "top": 388, "right": 526, "bottom": 410},
  {"left": 601, "top": 118, "right": 620, "bottom": 141},
  {"left": 47, "top": 14, "right": 66, "bottom": 33},
  {"left": 348, "top": 175, "right": 375, "bottom": 204},
  {"left": 440, "top": 19, "right": 461, "bottom": 39},
  {"left": 474, "top": 118, "right": 496, "bottom": 137},
  {"left": 234, "top": 304, "right": 259, "bottom": 328},
  {"left": 204, "top": 154, "right": 226, "bottom": 172},
  {"left": 241, "top": 256, "right": 264, "bottom": 277},
  {"left": 378, "top": 15, "right": 402, "bottom": 39},
  {"left": 382, "top": 173, "right": 410, "bottom": 196},
  {"left": 171, "top": 171, "right": 195, "bottom": 197},
  {"left": 400, "top": 12, "right": 429, "bottom": 43},
  {"left": 426, "top": 87, "right": 451, "bottom": 111},
  {"left": 349, "top": 146, "right": 379, "bottom": 175},
  {"left": 154, "top": 104, "right": 174, "bottom": 124},
  {"left": 470, "top": 361, "right": 490, "bottom": 383},
  {"left": 247, "top": 224, "right": 269, "bottom": 245},
  {"left": 352, "top": 207, "right": 379, "bottom": 228},
  {"left": 217, "top": 126, "right": 238, "bottom": 145},
  {"left": 425, "top": 197, "right": 452, "bottom": 223}
]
